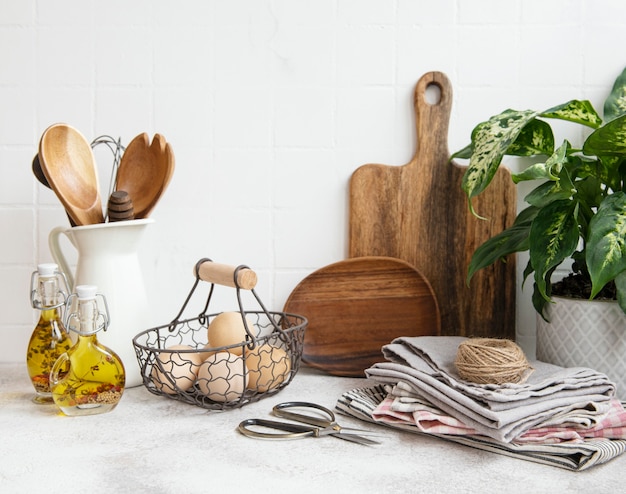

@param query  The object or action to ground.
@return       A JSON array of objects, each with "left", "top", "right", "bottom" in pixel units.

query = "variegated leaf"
[
  {"left": 575, "top": 176, "right": 604, "bottom": 211},
  {"left": 507, "top": 118, "right": 554, "bottom": 156},
  {"left": 450, "top": 142, "right": 473, "bottom": 160},
  {"left": 468, "top": 206, "right": 538, "bottom": 285},
  {"left": 604, "top": 66, "right": 626, "bottom": 123},
  {"left": 587, "top": 192, "right": 626, "bottom": 298},
  {"left": 462, "top": 109, "right": 538, "bottom": 204},
  {"left": 583, "top": 114, "right": 626, "bottom": 156},
  {"left": 524, "top": 169, "right": 575, "bottom": 208},
  {"left": 512, "top": 140, "right": 570, "bottom": 183},
  {"left": 532, "top": 276, "right": 553, "bottom": 321},
  {"left": 522, "top": 257, "right": 534, "bottom": 286},
  {"left": 544, "top": 140, "right": 570, "bottom": 175},
  {"left": 515, "top": 205, "right": 540, "bottom": 225},
  {"left": 541, "top": 100, "right": 602, "bottom": 129},
  {"left": 466, "top": 223, "right": 531, "bottom": 285},
  {"left": 512, "top": 163, "right": 556, "bottom": 183},
  {"left": 568, "top": 155, "right": 608, "bottom": 182},
  {"left": 615, "top": 270, "right": 626, "bottom": 314},
  {"left": 530, "top": 199, "right": 579, "bottom": 299}
]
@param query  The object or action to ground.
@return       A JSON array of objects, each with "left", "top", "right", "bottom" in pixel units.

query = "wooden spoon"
[
  {"left": 116, "top": 133, "right": 175, "bottom": 219},
  {"left": 38, "top": 123, "right": 104, "bottom": 226},
  {"left": 32, "top": 153, "right": 77, "bottom": 227}
]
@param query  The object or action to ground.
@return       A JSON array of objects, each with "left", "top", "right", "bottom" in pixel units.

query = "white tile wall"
[{"left": 2, "top": 0, "right": 625, "bottom": 362}]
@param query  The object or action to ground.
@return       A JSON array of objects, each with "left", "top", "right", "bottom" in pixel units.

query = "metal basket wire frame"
[{"left": 132, "top": 258, "right": 307, "bottom": 410}]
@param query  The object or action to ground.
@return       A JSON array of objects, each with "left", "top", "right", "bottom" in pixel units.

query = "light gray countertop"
[{"left": 1, "top": 363, "right": 623, "bottom": 493}]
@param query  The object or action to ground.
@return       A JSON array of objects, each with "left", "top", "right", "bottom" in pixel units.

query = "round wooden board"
[{"left": 283, "top": 256, "right": 440, "bottom": 377}]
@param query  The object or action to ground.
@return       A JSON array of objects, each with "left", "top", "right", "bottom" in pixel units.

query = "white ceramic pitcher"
[{"left": 48, "top": 218, "right": 154, "bottom": 387}]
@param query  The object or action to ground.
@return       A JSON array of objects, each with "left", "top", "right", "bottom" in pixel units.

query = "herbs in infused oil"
[
  {"left": 50, "top": 285, "right": 125, "bottom": 416},
  {"left": 26, "top": 264, "right": 72, "bottom": 403},
  {"left": 50, "top": 335, "right": 125, "bottom": 415}
]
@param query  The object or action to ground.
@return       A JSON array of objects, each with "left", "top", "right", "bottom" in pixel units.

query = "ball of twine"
[{"left": 454, "top": 338, "right": 533, "bottom": 385}]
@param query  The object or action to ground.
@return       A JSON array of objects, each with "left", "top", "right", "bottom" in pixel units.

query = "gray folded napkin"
[
  {"left": 365, "top": 336, "right": 615, "bottom": 442},
  {"left": 388, "top": 380, "right": 612, "bottom": 429}
]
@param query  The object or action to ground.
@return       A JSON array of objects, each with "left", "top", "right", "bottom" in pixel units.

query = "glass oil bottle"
[
  {"left": 26, "top": 263, "right": 73, "bottom": 403},
  {"left": 50, "top": 285, "right": 125, "bottom": 416}
]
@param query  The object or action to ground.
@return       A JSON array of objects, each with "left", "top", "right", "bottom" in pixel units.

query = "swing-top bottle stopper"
[
  {"left": 30, "top": 263, "right": 69, "bottom": 310},
  {"left": 65, "top": 284, "right": 110, "bottom": 335}
]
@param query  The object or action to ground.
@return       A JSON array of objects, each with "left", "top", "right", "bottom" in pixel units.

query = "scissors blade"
[
  {"left": 336, "top": 425, "right": 380, "bottom": 434},
  {"left": 330, "top": 432, "right": 380, "bottom": 446}
]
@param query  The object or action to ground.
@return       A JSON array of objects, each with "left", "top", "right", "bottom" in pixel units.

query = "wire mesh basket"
[{"left": 132, "top": 258, "right": 307, "bottom": 410}]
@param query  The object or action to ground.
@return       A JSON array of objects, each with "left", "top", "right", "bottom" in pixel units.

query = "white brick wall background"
[{"left": 2, "top": 0, "right": 625, "bottom": 362}]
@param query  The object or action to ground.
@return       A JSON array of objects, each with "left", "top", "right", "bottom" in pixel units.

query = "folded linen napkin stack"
[
  {"left": 336, "top": 384, "right": 626, "bottom": 471},
  {"left": 364, "top": 336, "right": 623, "bottom": 444}
]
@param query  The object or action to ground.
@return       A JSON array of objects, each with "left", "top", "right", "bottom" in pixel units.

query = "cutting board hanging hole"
[{"left": 424, "top": 82, "right": 442, "bottom": 105}]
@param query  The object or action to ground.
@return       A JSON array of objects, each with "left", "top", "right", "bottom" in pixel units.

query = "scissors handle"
[
  {"left": 272, "top": 401, "right": 335, "bottom": 428},
  {"left": 238, "top": 418, "right": 317, "bottom": 440}
]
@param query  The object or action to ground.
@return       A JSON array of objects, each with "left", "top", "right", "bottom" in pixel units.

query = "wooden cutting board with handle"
[
  {"left": 349, "top": 71, "right": 517, "bottom": 339},
  {"left": 283, "top": 256, "right": 440, "bottom": 377}
]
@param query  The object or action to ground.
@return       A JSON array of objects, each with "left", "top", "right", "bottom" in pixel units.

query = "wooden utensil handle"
[{"left": 196, "top": 260, "right": 258, "bottom": 290}]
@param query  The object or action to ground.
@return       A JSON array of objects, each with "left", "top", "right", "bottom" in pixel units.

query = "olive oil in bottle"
[
  {"left": 26, "top": 263, "right": 73, "bottom": 404},
  {"left": 50, "top": 285, "right": 125, "bottom": 416}
]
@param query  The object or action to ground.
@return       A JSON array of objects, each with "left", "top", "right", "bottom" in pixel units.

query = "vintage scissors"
[{"left": 238, "top": 401, "right": 380, "bottom": 445}]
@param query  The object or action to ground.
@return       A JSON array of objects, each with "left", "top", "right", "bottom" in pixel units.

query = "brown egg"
[
  {"left": 207, "top": 312, "right": 255, "bottom": 355},
  {"left": 151, "top": 344, "right": 204, "bottom": 394},
  {"left": 196, "top": 351, "right": 248, "bottom": 402},
  {"left": 244, "top": 344, "right": 291, "bottom": 392}
]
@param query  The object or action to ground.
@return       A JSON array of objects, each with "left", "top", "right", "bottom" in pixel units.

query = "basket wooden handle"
[{"left": 196, "top": 260, "right": 258, "bottom": 290}]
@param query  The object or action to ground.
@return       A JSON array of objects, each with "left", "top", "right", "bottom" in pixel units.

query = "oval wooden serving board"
[{"left": 283, "top": 256, "right": 440, "bottom": 377}]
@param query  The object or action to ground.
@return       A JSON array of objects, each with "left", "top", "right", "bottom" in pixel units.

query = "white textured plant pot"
[{"left": 536, "top": 296, "right": 626, "bottom": 400}]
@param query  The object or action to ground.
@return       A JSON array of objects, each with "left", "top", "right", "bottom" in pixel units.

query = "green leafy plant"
[{"left": 452, "top": 66, "right": 626, "bottom": 319}]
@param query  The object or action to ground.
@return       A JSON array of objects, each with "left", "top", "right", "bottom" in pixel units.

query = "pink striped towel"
[{"left": 372, "top": 392, "right": 626, "bottom": 444}]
